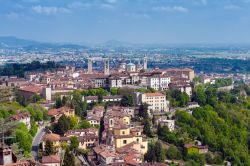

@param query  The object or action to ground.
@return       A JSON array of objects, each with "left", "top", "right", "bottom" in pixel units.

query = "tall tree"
[
  {"left": 45, "top": 140, "right": 54, "bottom": 156},
  {"left": 70, "top": 136, "right": 79, "bottom": 150},
  {"left": 63, "top": 148, "right": 75, "bottom": 166}
]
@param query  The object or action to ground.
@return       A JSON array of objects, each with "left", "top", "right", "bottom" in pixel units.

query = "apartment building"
[
  {"left": 140, "top": 92, "right": 169, "bottom": 113},
  {"left": 147, "top": 76, "right": 171, "bottom": 90}
]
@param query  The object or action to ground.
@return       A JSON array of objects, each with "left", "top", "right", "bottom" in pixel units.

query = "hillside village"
[{"left": 1, "top": 58, "right": 250, "bottom": 166}]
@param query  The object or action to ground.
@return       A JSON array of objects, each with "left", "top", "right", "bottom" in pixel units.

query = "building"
[
  {"left": 87, "top": 106, "right": 104, "bottom": 126},
  {"left": 41, "top": 155, "right": 61, "bottom": 166},
  {"left": 42, "top": 133, "right": 61, "bottom": 151},
  {"left": 62, "top": 128, "right": 99, "bottom": 149},
  {"left": 169, "top": 83, "right": 192, "bottom": 97},
  {"left": 83, "top": 95, "right": 122, "bottom": 104},
  {"left": 164, "top": 68, "right": 195, "bottom": 81},
  {"left": 184, "top": 144, "right": 208, "bottom": 154},
  {"left": 103, "top": 109, "right": 148, "bottom": 154},
  {"left": 9, "top": 112, "right": 31, "bottom": 130},
  {"left": 140, "top": 92, "right": 169, "bottom": 113},
  {"left": 147, "top": 76, "right": 171, "bottom": 90},
  {"left": 108, "top": 76, "right": 123, "bottom": 88},
  {"left": 0, "top": 143, "right": 17, "bottom": 165},
  {"left": 18, "top": 85, "right": 42, "bottom": 101},
  {"left": 48, "top": 106, "right": 75, "bottom": 122},
  {"left": 126, "top": 63, "right": 136, "bottom": 72},
  {"left": 157, "top": 118, "right": 175, "bottom": 132}
]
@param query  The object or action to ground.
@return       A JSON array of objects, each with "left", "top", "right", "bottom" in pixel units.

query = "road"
[{"left": 31, "top": 127, "right": 46, "bottom": 160}]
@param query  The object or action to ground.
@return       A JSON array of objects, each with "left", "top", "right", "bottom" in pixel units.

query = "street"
[{"left": 31, "top": 127, "right": 46, "bottom": 160}]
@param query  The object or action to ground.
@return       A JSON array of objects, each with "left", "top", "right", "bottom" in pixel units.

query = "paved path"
[{"left": 31, "top": 127, "right": 46, "bottom": 160}]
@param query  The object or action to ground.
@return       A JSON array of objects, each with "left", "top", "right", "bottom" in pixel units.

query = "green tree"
[
  {"left": 121, "top": 95, "right": 134, "bottom": 107},
  {"left": 70, "top": 136, "right": 79, "bottom": 150},
  {"left": 139, "top": 103, "right": 149, "bottom": 119},
  {"left": 78, "top": 120, "right": 91, "bottom": 129},
  {"left": 69, "top": 116, "right": 78, "bottom": 129},
  {"left": 166, "top": 145, "right": 181, "bottom": 160},
  {"left": 110, "top": 87, "right": 119, "bottom": 95},
  {"left": 98, "top": 94, "right": 103, "bottom": 103},
  {"left": 193, "top": 86, "right": 206, "bottom": 106},
  {"left": 31, "top": 94, "right": 41, "bottom": 103},
  {"left": 53, "top": 115, "right": 71, "bottom": 135},
  {"left": 15, "top": 123, "right": 32, "bottom": 155},
  {"left": 63, "top": 148, "right": 75, "bottom": 166},
  {"left": 155, "top": 141, "right": 166, "bottom": 162},
  {"left": 55, "top": 96, "right": 62, "bottom": 108},
  {"left": 45, "top": 140, "right": 54, "bottom": 156},
  {"left": 143, "top": 119, "right": 153, "bottom": 137}
]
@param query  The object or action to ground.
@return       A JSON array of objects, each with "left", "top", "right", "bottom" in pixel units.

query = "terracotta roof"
[
  {"left": 42, "top": 155, "right": 60, "bottom": 164},
  {"left": 43, "top": 133, "right": 60, "bottom": 142},
  {"left": 9, "top": 112, "right": 30, "bottom": 121},
  {"left": 19, "top": 85, "right": 42, "bottom": 93},
  {"left": 144, "top": 92, "right": 165, "bottom": 97},
  {"left": 48, "top": 106, "right": 72, "bottom": 116}
]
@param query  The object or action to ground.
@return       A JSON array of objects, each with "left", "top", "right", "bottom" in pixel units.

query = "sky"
[{"left": 0, "top": 0, "right": 250, "bottom": 44}]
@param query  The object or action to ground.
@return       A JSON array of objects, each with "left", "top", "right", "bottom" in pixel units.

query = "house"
[
  {"left": 140, "top": 92, "right": 169, "bottom": 113},
  {"left": 87, "top": 106, "right": 104, "bottom": 126},
  {"left": 147, "top": 76, "right": 171, "bottom": 90},
  {"left": 41, "top": 155, "right": 61, "bottom": 166},
  {"left": 103, "top": 108, "right": 148, "bottom": 154},
  {"left": 42, "top": 133, "right": 61, "bottom": 150},
  {"left": 187, "top": 102, "right": 200, "bottom": 109},
  {"left": 107, "top": 106, "right": 135, "bottom": 118},
  {"left": 83, "top": 95, "right": 122, "bottom": 103},
  {"left": 108, "top": 76, "right": 123, "bottom": 88},
  {"left": 164, "top": 68, "right": 195, "bottom": 81},
  {"left": 184, "top": 143, "right": 208, "bottom": 154},
  {"left": 93, "top": 145, "right": 124, "bottom": 165},
  {"left": 0, "top": 143, "right": 17, "bottom": 165},
  {"left": 169, "top": 83, "right": 192, "bottom": 97},
  {"left": 9, "top": 112, "right": 31, "bottom": 130},
  {"left": 18, "top": 85, "right": 42, "bottom": 100},
  {"left": 157, "top": 118, "right": 175, "bottom": 132},
  {"left": 48, "top": 106, "right": 75, "bottom": 122},
  {"left": 62, "top": 128, "right": 99, "bottom": 149}
]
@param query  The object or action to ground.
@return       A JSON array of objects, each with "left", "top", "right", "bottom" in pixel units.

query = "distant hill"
[
  {"left": 0, "top": 36, "right": 40, "bottom": 47},
  {"left": 0, "top": 36, "right": 87, "bottom": 49}
]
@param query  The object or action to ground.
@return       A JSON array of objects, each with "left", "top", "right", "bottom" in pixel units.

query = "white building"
[
  {"left": 9, "top": 112, "right": 31, "bottom": 130},
  {"left": 109, "top": 76, "right": 123, "bottom": 88},
  {"left": 140, "top": 92, "right": 169, "bottom": 113},
  {"left": 158, "top": 119, "right": 175, "bottom": 132},
  {"left": 147, "top": 76, "right": 171, "bottom": 90}
]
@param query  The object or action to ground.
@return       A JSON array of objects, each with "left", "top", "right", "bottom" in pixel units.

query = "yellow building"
[{"left": 104, "top": 109, "right": 148, "bottom": 154}]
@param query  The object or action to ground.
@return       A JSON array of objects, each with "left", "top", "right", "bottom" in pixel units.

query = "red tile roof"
[{"left": 42, "top": 155, "right": 60, "bottom": 163}]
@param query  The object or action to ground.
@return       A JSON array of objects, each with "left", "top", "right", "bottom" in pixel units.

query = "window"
[
  {"left": 136, "top": 138, "right": 139, "bottom": 142},
  {"left": 122, "top": 131, "right": 125, "bottom": 135},
  {"left": 123, "top": 140, "right": 127, "bottom": 144}
]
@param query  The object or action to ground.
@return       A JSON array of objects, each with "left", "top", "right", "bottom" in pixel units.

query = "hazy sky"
[{"left": 0, "top": 0, "right": 250, "bottom": 44}]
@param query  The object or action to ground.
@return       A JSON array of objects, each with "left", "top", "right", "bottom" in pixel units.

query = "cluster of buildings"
[{"left": 0, "top": 57, "right": 195, "bottom": 104}]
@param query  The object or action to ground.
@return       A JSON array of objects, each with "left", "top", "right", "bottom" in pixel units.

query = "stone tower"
[
  {"left": 88, "top": 58, "right": 93, "bottom": 74},
  {"left": 143, "top": 56, "right": 147, "bottom": 71},
  {"left": 104, "top": 59, "right": 110, "bottom": 75}
]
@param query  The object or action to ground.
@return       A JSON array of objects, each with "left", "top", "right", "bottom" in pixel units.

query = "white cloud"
[
  {"left": 32, "top": 5, "right": 70, "bottom": 15},
  {"left": 153, "top": 6, "right": 189, "bottom": 13},
  {"left": 68, "top": 2, "right": 91, "bottom": 9},
  {"left": 224, "top": 5, "right": 241, "bottom": 10}
]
